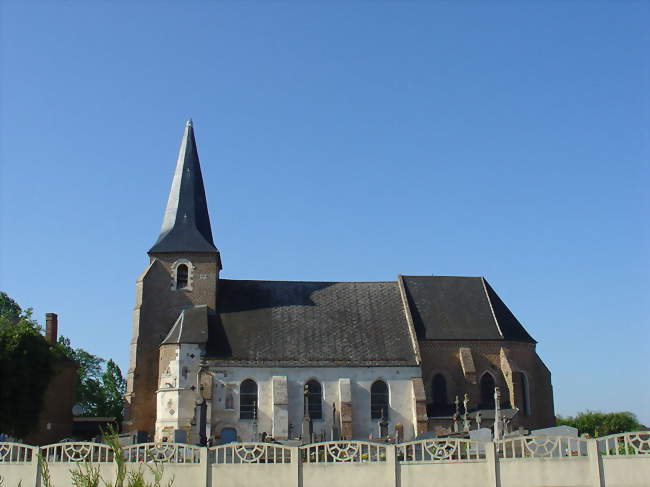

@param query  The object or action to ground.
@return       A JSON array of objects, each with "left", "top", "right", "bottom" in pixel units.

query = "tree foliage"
[
  {"left": 0, "top": 292, "right": 54, "bottom": 438},
  {"left": 0, "top": 292, "right": 127, "bottom": 438},
  {"left": 557, "top": 411, "right": 644, "bottom": 437},
  {"left": 57, "top": 337, "right": 126, "bottom": 422}
]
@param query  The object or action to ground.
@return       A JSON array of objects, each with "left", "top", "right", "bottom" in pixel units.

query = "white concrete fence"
[{"left": 0, "top": 432, "right": 648, "bottom": 487}]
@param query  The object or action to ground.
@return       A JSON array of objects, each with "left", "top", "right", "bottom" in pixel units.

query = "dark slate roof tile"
[{"left": 208, "top": 279, "right": 419, "bottom": 366}]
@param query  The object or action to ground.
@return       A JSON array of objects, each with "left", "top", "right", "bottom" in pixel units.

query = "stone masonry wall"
[
  {"left": 124, "top": 252, "right": 219, "bottom": 437},
  {"left": 419, "top": 340, "right": 554, "bottom": 431}
]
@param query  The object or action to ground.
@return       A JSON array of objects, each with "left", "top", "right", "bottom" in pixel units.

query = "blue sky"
[{"left": 1, "top": 2, "right": 648, "bottom": 425}]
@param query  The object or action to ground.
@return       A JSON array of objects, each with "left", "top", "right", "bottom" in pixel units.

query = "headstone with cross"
[{"left": 301, "top": 384, "right": 313, "bottom": 443}]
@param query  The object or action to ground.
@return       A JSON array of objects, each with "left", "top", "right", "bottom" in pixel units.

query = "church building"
[{"left": 123, "top": 121, "right": 555, "bottom": 444}]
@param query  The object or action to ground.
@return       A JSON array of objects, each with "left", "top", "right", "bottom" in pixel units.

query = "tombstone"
[
  {"left": 394, "top": 424, "right": 404, "bottom": 443},
  {"left": 531, "top": 425, "right": 578, "bottom": 437},
  {"left": 379, "top": 409, "right": 389, "bottom": 438},
  {"left": 469, "top": 428, "right": 492, "bottom": 454},
  {"left": 173, "top": 429, "right": 187, "bottom": 444},
  {"left": 331, "top": 403, "right": 340, "bottom": 440}
]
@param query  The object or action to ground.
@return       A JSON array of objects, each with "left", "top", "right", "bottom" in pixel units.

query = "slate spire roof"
[{"left": 149, "top": 120, "right": 218, "bottom": 254}]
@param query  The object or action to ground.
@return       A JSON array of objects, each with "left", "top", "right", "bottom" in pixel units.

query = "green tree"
[
  {"left": 557, "top": 411, "right": 643, "bottom": 437},
  {"left": 0, "top": 292, "right": 55, "bottom": 438},
  {"left": 101, "top": 360, "right": 127, "bottom": 420},
  {"left": 57, "top": 337, "right": 126, "bottom": 423},
  {"left": 0, "top": 291, "right": 23, "bottom": 326}
]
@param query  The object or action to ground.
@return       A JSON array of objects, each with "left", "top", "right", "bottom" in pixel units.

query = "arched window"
[
  {"left": 480, "top": 373, "right": 496, "bottom": 408},
  {"left": 240, "top": 379, "right": 257, "bottom": 420},
  {"left": 176, "top": 264, "right": 189, "bottom": 289},
  {"left": 305, "top": 380, "right": 322, "bottom": 419},
  {"left": 518, "top": 372, "right": 531, "bottom": 416},
  {"left": 370, "top": 380, "right": 389, "bottom": 420},
  {"left": 432, "top": 374, "right": 447, "bottom": 406}
]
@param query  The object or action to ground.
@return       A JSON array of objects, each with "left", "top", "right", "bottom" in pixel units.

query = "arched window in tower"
[
  {"left": 480, "top": 373, "right": 496, "bottom": 409},
  {"left": 240, "top": 379, "right": 257, "bottom": 420},
  {"left": 432, "top": 374, "right": 447, "bottom": 406},
  {"left": 305, "top": 380, "right": 323, "bottom": 419},
  {"left": 176, "top": 264, "right": 189, "bottom": 289},
  {"left": 371, "top": 380, "right": 389, "bottom": 420},
  {"left": 518, "top": 372, "right": 531, "bottom": 416}
]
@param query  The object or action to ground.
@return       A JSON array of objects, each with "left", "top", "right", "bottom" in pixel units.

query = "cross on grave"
[
  {"left": 452, "top": 395, "right": 460, "bottom": 433},
  {"left": 190, "top": 353, "right": 195, "bottom": 359},
  {"left": 302, "top": 384, "right": 313, "bottom": 443},
  {"left": 463, "top": 393, "right": 470, "bottom": 432}
]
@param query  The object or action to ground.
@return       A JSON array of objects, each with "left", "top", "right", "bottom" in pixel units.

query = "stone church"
[{"left": 123, "top": 121, "right": 555, "bottom": 444}]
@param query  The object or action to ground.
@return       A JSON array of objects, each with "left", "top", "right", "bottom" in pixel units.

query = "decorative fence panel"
[
  {"left": 209, "top": 442, "right": 292, "bottom": 464},
  {"left": 397, "top": 438, "right": 485, "bottom": 462},
  {"left": 300, "top": 441, "right": 387, "bottom": 463},
  {"left": 40, "top": 442, "right": 114, "bottom": 463},
  {"left": 122, "top": 442, "right": 202, "bottom": 463},
  {"left": 0, "top": 442, "right": 35, "bottom": 463},
  {"left": 2, "top": 434, "right": 650, "bottom": 487},
  {"left": 597, "top": 432, "right": 650, "bottom": 456},
  {"left": 495, "top": 435, "right": 588, "bottom": 459}
]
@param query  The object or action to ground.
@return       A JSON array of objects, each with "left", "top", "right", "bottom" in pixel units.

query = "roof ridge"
[
  {"left": 219, "top": 278, "right": 398, "bottom": 284},
  {"left": 481, "top": 277, "right": 504, "bottom": 339}
]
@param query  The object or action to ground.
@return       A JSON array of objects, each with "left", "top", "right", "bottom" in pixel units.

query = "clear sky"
[{"left": 1, "top": 2, "right": 648, "bottom": 425}]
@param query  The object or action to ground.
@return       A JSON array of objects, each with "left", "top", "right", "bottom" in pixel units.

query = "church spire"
[{"left": 149, "top": 120, "right": 218, "bottom": 254}]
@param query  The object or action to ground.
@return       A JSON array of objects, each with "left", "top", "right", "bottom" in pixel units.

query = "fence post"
[
  {"left": 587, "top": 439, "right": 604, "bottom": 487},
  {"left": 484, "top": 442, "right": 498, "bottom": 487},
  {"left": 386, "top": 444, "right": 399, "bottom": 487},
  {"left": 31, "top": 445, "right": 41, "bottom": 487},
  {"left": 200, "top": 447, "right": 209, "bottom": 487},
  {"left": 291, "top": 446, "right": 301, "bottom": 487}
]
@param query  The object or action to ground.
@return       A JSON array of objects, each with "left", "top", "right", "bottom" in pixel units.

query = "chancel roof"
[{"left": 400, "top": 276, "right": 535, "bottom": 342}]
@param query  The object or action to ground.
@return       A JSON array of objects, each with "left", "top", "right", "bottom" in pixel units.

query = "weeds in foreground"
[
  {"left": 37, "top": 452, "right": 53, "bottom": 487},
  {"left": 70, "top": 462, "right": 101, "bottom": 487},
  {"left": 34, "top": 426, "right": 173, "bottom": 487}
]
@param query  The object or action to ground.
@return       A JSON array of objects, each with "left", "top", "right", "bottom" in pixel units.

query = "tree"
[
  {"left": 0, "top": 292, "right": 127, "bottom": 438},
  {"left": 0, "top": 292, "right": 55, "bottom": 438},
  {"left": 57, "top": 337, "right": 126, "bottom": 423},
  {"left": 101, "top": 360, "right": 127, "bottom": 420},
  {"left": 557, "top": 411, "right": 644, "bottom": 437},
  {"left": 0, "top": 291, "right": 23, "bottom": 326}
]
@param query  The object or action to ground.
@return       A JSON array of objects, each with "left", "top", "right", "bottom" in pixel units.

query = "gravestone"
[{"left": 531, "top": 425, "right": 578, "bottom": 437}]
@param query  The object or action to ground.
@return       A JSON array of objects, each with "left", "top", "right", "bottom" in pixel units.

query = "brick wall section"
[
  {"left": 419, "top": 340, "right": 554, "bottom": 430},
  {"left": 124, "top": 252, "right": 220, "bottom": 437},
  {"left": 24, "top": 359, "right": 77, "bottom": 445}
]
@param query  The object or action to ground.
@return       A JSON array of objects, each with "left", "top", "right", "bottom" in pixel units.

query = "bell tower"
[{"left": 124, "top": 120, "right": 221, "bottom": 435}]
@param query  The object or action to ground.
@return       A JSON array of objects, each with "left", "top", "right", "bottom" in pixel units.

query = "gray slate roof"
[
  {"left": 165, "top": 277, "right": 534, "bottom": 365},
  {"left": 149, "top": 121, "right": 218, "bottom": 254},
  {"left": 200, "top": 276, "right": 535, "bottom": 366},
  {"left": 162, "top": 305, "right": 210, "bottom": 345},
  {"left": 208, "top": 279, "right": 419, "bottom": 366},
  {"left": 400, "top": 276, "right": 535, "bottom": 342}
]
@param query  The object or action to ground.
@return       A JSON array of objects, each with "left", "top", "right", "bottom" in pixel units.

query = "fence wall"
[{"left": 0, "top": 432, "right": 648, "bottom": 487}]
